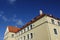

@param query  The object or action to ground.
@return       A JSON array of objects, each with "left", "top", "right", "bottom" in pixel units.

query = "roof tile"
[{"left": 8, "top": 26, "right": 21, "bottom": 33}]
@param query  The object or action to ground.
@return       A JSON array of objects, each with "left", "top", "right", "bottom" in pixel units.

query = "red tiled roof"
[
  {"left": 21, "top": 14, "right": 60, "bottom": 30},
  {"left": 8, "top": 26, "right": 21, "bottom": 33},
  {"left": 7, "top": 14, "right": 60, "bottom": 33},
  {"left": 21, "top": 14, "right": 45, "bottom": 29}
]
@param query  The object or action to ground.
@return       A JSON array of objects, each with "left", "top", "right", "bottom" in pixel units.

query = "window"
[
  {"left": 58, "top": 22, "right": 60, "bottom": 26},
  {"left": 51, "top": 19, "right": 55, "bottom": 24},
  {"left": 54, "top": 29, "right": 57, "bottom": 35},
  {"left": 27, "top": 27, "right": 29, "bottom": 31},
  {"left": 30, "top": 33, "right": 33, "bottom": 38},
  {"left": 24, "top": 36, "right": 25, "bottom": 40},
  {"left": 29, "top": 24, "right": 33, "bottom": 30},
  {"left": 11, "top": 34, "right": 14, "bottom": 37},
  {"left": 27, "top": 34, "right": 29, "bottom": 39},
  {"left": 30, "top": 24, "right": 33, "bottom": 29}
]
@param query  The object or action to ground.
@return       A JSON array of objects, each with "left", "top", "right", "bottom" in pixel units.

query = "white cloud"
[
  {"left": 0, "top": 11, "right": 4, "bottom": 17},
  {"left": 0, "top": 11, "right": 8, "bottom": 22},
  {"left": 0, "top": 11, "right": 24, "bottom": 27},
  {"left": 2, "top": 16, "right": 8, "bottom": 22},
  {"left": 16, "top": 20, "right": 24, "bottom": 26},
  {"left": 12, "top": 18, "right": 24, "bottom": 26},
  {"left": 12, "top": 14, "right": 24, "bottom": 26},
  {"left": 8, "top": 0, "right": 16, "bottom": 4},
  {"left": 1, "top": 14, "right": 24, "bottom": 27}
]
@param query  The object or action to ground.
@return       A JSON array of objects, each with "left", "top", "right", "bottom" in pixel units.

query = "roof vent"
[{"left": 39, "top": 10, "right": 43, "bottom": 15}]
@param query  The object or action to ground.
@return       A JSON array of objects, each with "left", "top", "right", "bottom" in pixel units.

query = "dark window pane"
[
  {"left": 27, "top": 27, "right": 29, "bottom": 31},
  {"left": 31, "top": 33, "right": 33, "bottom": 38},
  {"left": 12, "top": 34, "right": 14, "bottom": 37},
  {"left": 54, "top": 29, "right": 57, "bottom": 35},
  {"left": 27, "top": 34, "right": 29, "bottom": 39},
  {"left": 30, "top": 25, "right": 32, "bottom": 29},
  {"left": 51, "top": 19, "right": 54, "bottom": 24}
]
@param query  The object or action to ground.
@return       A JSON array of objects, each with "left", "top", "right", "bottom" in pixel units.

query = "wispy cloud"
[
  {"left": 12, "top": 18, "right": 24, "bottom": 26},
  {"left": 1, "top": 14, "right": 24, "bottom": 27},
  {"left": 0, "top": 12, "right": 24, "bottom": 27},
  {"left": 2, "top": 16, "right": 8, "bottom": 22},
  {"left": 0, "top": 11, "right": 4, "bottom": 17},
  {"left": 8, "top": 0, "right": 16, "bottom": 4},
  {"left": 11, "top": 19, "right": 24, "bottom": 27},
  {"left": 16, "top": 20, "right": 24, "bottom": 26},
  {"left": 0, "top": 11, "right": 8, "bottom": 22}
]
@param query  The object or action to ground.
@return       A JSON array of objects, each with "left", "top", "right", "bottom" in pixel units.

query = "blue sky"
[{"left": 0, "top": 0, "right": 60, "bottom": 40}]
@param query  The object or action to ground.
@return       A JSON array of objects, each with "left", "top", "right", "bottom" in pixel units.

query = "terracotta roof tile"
[
  {"left": 7, "top": 14, "right": 60, "bottom": 33},
  {"left": 21, "top": 14, "right": 60, "bottom": 30},
  {"left": 8, "top": 26, "right": 21, "bottom": 33},
  {"left": 21, "top": 14, "right": 45, "bottom": 29}
]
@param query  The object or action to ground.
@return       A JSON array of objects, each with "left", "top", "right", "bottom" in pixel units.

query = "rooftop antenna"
[{"left": 39, "top": 10, "right": 43, "bottom": 15}]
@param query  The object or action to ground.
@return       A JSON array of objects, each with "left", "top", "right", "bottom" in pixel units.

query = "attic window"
[
  {"left": 30, "top": 24, "right": 33, "bottom": 29},
  {"left": 51, "top": 19, "right": 55, "bottom": 24},
  {"left": 58, "top": 22, "right": 60, "bottom": 26}
]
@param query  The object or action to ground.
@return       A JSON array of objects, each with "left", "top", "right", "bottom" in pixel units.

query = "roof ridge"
[{"left": 7, "top": 14, "right": 60, "bottom": 33}]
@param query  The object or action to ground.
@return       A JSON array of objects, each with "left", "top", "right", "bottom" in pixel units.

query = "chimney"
[{"left": 39, "top": 10, "right": 43, "bottom": 15}]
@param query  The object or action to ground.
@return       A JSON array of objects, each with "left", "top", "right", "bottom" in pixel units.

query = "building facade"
[{"left": 4, "top": 12, "right": 60, "bottom": 40}]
